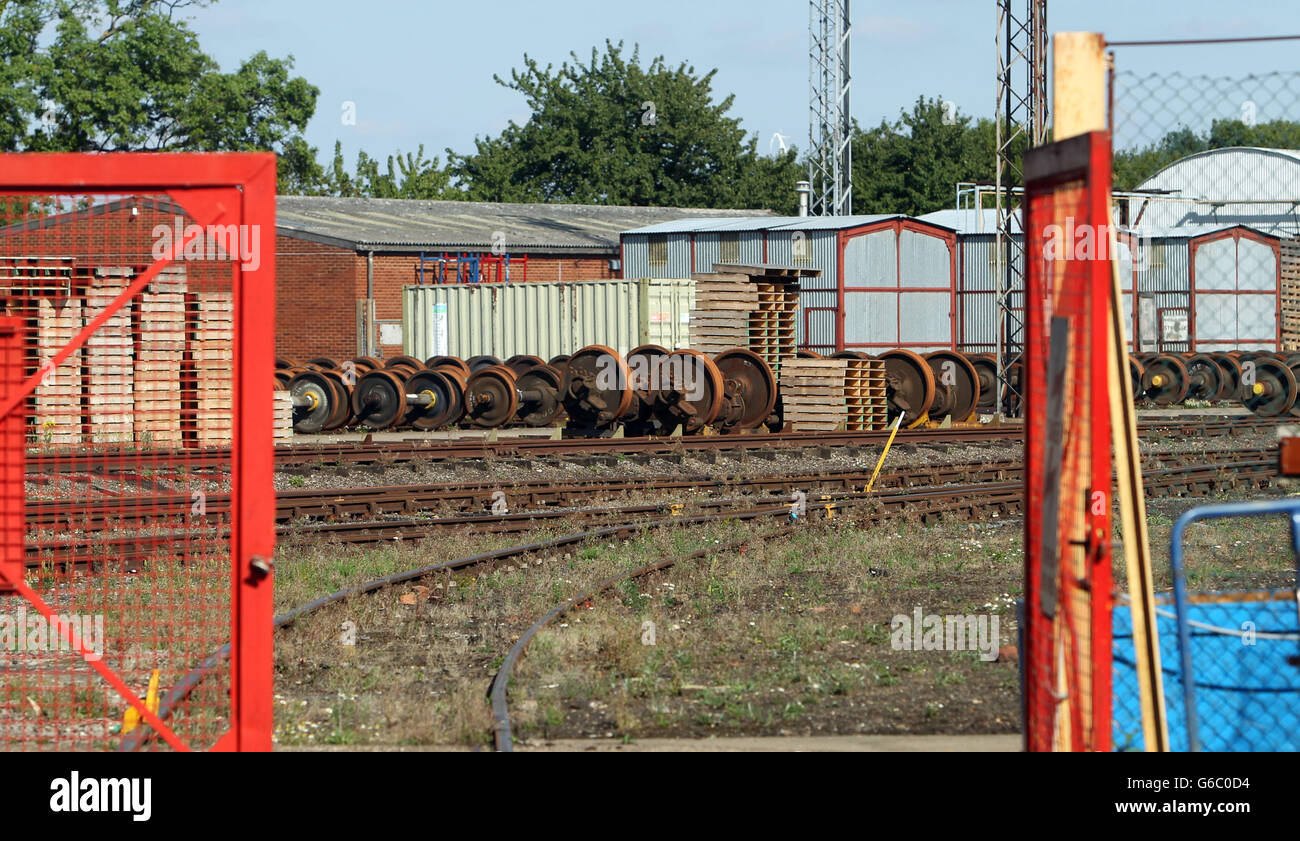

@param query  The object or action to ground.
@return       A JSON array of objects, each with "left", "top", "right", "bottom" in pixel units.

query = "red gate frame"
[
  {"left": 1022, "top": 132, "right": 1115, "bottom": 752},
  {"left": 0, "top": 153, "right": 276, "bottom": 752}
]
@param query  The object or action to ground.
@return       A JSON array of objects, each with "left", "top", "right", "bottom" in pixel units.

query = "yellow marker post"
[
  {"left": 121, "top": 669, "right": 161, "bottom": 735},
  {"left": 864, "top": 412, "right": 906, "bottom": 495}
]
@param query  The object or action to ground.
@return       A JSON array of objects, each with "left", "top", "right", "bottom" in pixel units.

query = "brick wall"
[
  {"left": 289, "top": 249, "right": 618, "bottom": 360},
  {"left": 2, "top": 198, "right": 623, "bottom": 364},
  {"left": 275, "top": 235, "right": 360, "bottom": 361}
]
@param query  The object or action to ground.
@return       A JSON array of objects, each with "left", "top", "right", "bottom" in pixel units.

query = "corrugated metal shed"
[
  {"left": 621, "top": 215, "right": 958, "bottom": 353},
  {"left": 1119, "top": 223, "right": 1281, "bottom": 352},
  {"left": 1128, "top": 147, "right": 1300, "bottom": 237},
  {"left": 918, "top": 209, "right": 1023, "bottom": 354},
  {"left": 278, "top": 197, "right": 776, "bottom": 254}
]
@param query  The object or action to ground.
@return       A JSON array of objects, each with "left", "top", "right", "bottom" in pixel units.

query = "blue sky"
[{"left": 184, "top": 0, "right": 1300, "bottom": 167}]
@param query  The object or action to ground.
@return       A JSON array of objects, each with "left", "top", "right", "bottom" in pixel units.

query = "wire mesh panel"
[
  {"left": 1111, "top": 61, "right": 1300, "bottom": 355},
  {"left": 1115, "top": 497, "right": 1300, "bottom": 751},
  {"left": 0, "top": 155, "right": 275, "bottom": 751},
  {"left": 1022, "top": 132, "right": 1114, "bottom": 752}
]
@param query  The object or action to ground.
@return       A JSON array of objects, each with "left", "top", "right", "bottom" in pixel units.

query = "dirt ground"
[{"left": 270, "top": 479, "right": 1298, "bottom": 749}]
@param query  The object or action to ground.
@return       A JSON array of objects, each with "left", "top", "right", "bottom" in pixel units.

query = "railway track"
[
  {"left": 22, "top": 413, "right": 1278, "bottom": 477},
  {"left": 24, "top": 445, "right": 1269, "bottom": 531},
  {"left": 28, "top": 453, "right": 1278, "bottom": 571},
  {"left": 117, "top": 448, "right": 1281, "bottom": 752}
]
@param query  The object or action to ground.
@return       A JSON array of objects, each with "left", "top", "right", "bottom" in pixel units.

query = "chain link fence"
[
  {"left": 1106, "top": 51, "right": 1300, "bottom": 750},
  {"left": 1112, "top": 503, "right": 1300, "bottom": 752}
]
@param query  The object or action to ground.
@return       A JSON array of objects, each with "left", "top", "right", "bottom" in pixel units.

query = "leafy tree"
[
  {"left": 1, "top": 0, "right": 322, "bottom": 192},
  {"left": 445, "top": 40, "right": 802, "bottom": 212},
  {"left": 850, "top": 96, "right": 1021, "bottom": 216},
  {"left": 321, "top": 142, "right": 456, "bottom": 199},
  {"left": 1114, "top": 119, "right": 1300, "bottom": 190}
]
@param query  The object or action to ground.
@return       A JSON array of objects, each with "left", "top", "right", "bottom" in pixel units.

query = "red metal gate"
[
  {"left": 0, "top": 154, "right": 275, "bottom": 751},
  {"left": 1022, "top": 132, "right": 1115, "bottom": 752}
]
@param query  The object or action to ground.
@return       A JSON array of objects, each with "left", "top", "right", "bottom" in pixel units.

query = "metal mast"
[
  {"left": 994, "top": 0, "right": 1048, "bottom": 415},
  {"left": 809, "top": 0, "right": 852, "bottom": 216}
]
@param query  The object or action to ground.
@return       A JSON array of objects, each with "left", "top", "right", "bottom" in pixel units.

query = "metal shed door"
[{"left": 1192, "top": 233, "right": 1279, "bottom": 351}]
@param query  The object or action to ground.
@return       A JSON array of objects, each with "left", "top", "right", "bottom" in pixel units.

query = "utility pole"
[
  {"left": 810, "top": 0, "right": 853, "bottom": 216},
  {"left": 995, "top": 0, "right": 1049, "bottom": 415}
]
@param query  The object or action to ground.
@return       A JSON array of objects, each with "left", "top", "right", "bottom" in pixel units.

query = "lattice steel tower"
[
  {"left": 809, "top": 0, "right": 852, "bottom": 216},
  {"left": 995, "top": 0, "right": 1048, "bottom": 415}
]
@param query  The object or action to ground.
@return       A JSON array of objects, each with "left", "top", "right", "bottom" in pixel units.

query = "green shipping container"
[{"left": 402, "top": 279, "right": 694, "bottom": 361}]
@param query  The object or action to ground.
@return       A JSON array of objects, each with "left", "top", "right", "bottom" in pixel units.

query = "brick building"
[
  {"left": 2, "top": 195, "right": 772, "bottom": 363},
  {"left": 275, "top": 197, "right": 771, "bottom": 360}
]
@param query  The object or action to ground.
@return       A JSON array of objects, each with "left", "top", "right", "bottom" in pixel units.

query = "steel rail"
[{"left": 24, "top": 414, "right": 1276, "bottom": 476}]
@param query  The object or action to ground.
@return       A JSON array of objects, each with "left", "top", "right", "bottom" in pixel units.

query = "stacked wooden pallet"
[
  {"left": 1282, "top": 239, "right": 1300, "bottom": 351},
  {"left": 86, "top": 272, "right": 134, "bottom": 444},
  {"left": 135, "top": 269, "right": 187, "bottom": 446},
  {"left": 35, "top": 298, "right": 83, "bottom": 445},
  {"left": 778, "top": 358, "right": 847, "bottom": 432},
  {"left": 689, "top": 273, "right": 758, "bottom": 354},
  {"left": 844, "top": 358, "right": 889, "bottom": 431},
  {"left": 273, "top": 391, "right": 294, "bottom": 443},
  {"left": 747, "top": 281, "right": 798, "bottom": 371},
  {"left": 191, "top": 293, "right": 234, "bottom": 447}
]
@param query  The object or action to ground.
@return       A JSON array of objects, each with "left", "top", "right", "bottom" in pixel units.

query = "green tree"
[
  {"left": 446, "top": 40, "right": 801, "bottom": 211},
  {"left": 1114, "top": 119, "right": 1300, "bottom": 190},
  {"left": 2, "top": 0, "right": 322, "bottom": 192},
  {"left": 321, "top": 142, "right": 456, "bottom": 199},
  {"left": 850, "top": 96, "right": 1019, "bottom": 216}
]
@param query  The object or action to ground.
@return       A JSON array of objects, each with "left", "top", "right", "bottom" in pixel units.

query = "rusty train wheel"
[
  {"left": 466, "top": 355, "right": 503, "bottom": 374},
  {"left": 1210, "top": 353, "right": 1241, "bottom": 401},
  {"left": 288, "top": 370, "right": 336, "bottom": 434},
  {"left": 406, "top": 369, "right": 461, "bottom": 430},
  {"left": 504, "top": 355, "right": 546, "bottom": 377},
  {"left": 1141, "top": 354, "right": 1190, "bottom": 405},
  {"left": 465, "top": 365, "right": 520, "bottom": 428},
  {"left": 1242, "top": 356, "right": 1298, "bottom": 417},
  {"left": 656, "top": 349, "right": 725, "bottom": 433},
  {"left": 1129, "top": 356, "right": 1147, "bottom": 400},
  {"left": 385, "top": 355, "right": 424, "bottom": 371},
  {"left": 561, "top": 345, "right": 635, "bottom": 429},
  {"left": 351, "top": 369, "right": 409, "bottom": 430},
  {"left": 515, "top": 364, "right": 564, "bottom": 427},
  {"left": 968, "top": 353, "right": 999, "bottom": 411},
  {"left": 1185, "top": 354, "right": 1223, "bottom": 401},
  {"left": 879, "top": 349, "right": 936, "bottom": 424},
  {"left": 924, "top": 351, "right": 980, "bottom": 423},
  {"left": 713, "top": 348, "right": 777, "bottom": 432}
]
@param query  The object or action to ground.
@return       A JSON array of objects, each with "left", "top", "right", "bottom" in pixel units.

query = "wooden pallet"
[
  {"left": 191, "top": 292, "right": 234, "bottom": 446},
  {"left": 1282, "top": 239, "right": 1300, "bottom": 351},
  {"left": 273, "top": 390, "right": 294, "bottom": 442},
  {"left": 35, "top": 298, "right": 83, "bottom": 445},
  {"left": 86, "top": 277, "right": 133, "bottom": 444},
  {"left": 747, "top": 280, "right": 798, "bottom": 371},
  {"left": 135, "top": 291, "right": 186, "bottom": 446},
  {"left": 690, "top": 273, "right": 759, "bottom": 352},
  {"left": 778, "top": 358, "right": 848, "bottom": 432},
  {"left": 844, "top": 358, "right": 889, "bottom": 431}
]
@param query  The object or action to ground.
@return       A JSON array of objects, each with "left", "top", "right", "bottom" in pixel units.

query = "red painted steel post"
[
  {"left": 231, "top": 156, "right": 278, "bottom": 751},
  {"left": 0, "top": 317, "right": 22, "bottom": 592},
  {"left": 1088, "top": 132, "right": 1115, "bottom": 753}
]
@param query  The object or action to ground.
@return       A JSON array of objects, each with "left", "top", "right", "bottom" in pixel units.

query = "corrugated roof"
[
  {"left": 917, "top": 208, "right": 1021, "bottom": 235},
  {"left": 623, "top": 214, "right": 919, "bottom": 235},
  {"left": 276, "top": 196, "right": 776, "bottom": 253},
  {"left": 1120, "top": 222, "right": 1281, "bottom": 240},
  {"left": 1132, "top": 146, "right": 1300, "bottom": 236}
]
